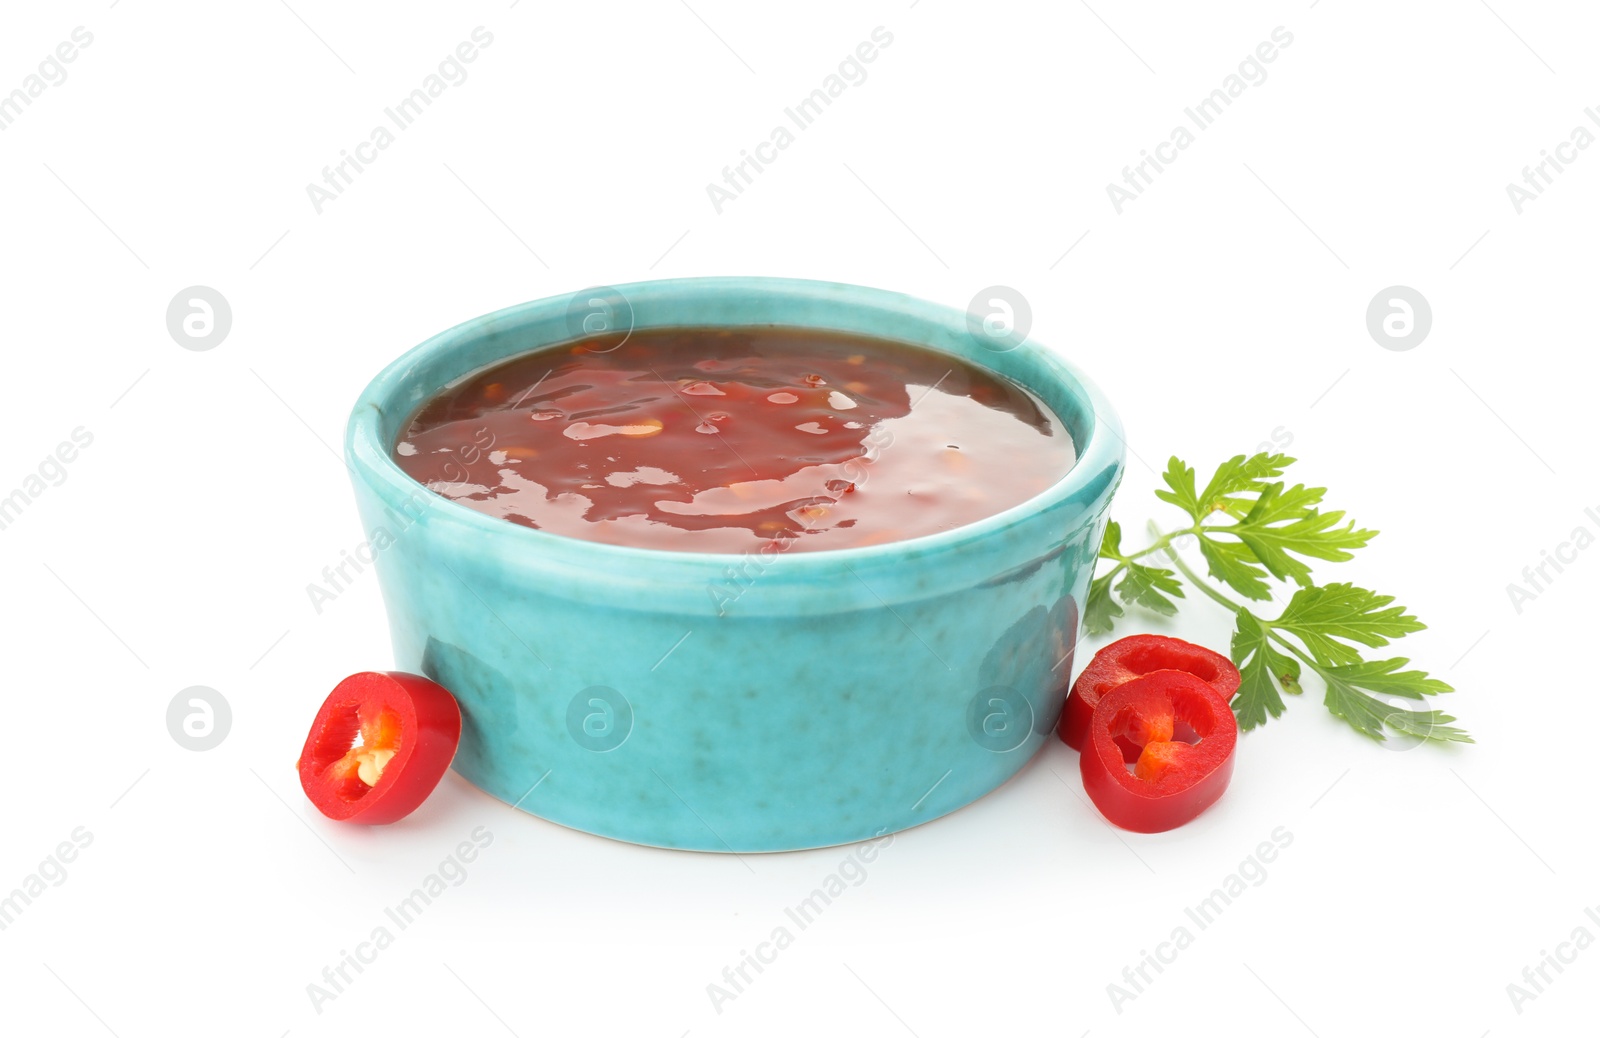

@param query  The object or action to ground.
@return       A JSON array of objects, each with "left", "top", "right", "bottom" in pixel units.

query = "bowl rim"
[{"left": 346, "top": 275, "right": 1125, "bottom": 570}]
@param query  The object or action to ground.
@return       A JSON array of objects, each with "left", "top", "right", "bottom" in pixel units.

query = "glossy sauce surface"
[{"left": 394, "top": 327, "right": 1075, "bottom": 553}]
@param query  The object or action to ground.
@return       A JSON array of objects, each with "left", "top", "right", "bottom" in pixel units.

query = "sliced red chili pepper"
[
  {"left": 297, "top": 672, "right": 462, "bottom": 824},
  {"left": 1079, "top": 670, "right": 1237, "bottom": 833},
  {"left": 1058, "top": 634, "right": 1241, "bottom": 753}
]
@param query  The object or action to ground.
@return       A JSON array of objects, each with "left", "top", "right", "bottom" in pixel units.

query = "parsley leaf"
[
  {"left": 1230, "top": 611, "right": 1302, "bottom": 730},
  {"left": 1228, "top": 483, "right": 1378, "bottom": 587},
  {"left": 1384, "top": 710, "right": 1474, "bottom": 744},
  {"left": 1198, "top": 537, "right": 1273, "bottom": 601},
  {"left": 1099, "top": 519, "right": 1124, "bottom": 560},
  {"left": 1198, "top": 452, "right": 1295, "bottom": 517},
  {"left": 1273, "top": 583, "right": 1427, "bottom": 666},
  {"left": 1116, "top": 562, "right": 1184, "bottom": 616},
  {"left": 1084, "top": 572, "right": 1122, "bottom": 636},
  {"left": 1154, "top": 457, "right": 1201, "bottom": 520},
  {"left": 1319, "top": 658, "right": 1468, "bottom": 742}
]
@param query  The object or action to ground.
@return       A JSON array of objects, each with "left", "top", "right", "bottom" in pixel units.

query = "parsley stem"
[
  {"left": 1097, "top": 524, "right": 1204, "bottom": 592},
  {"left": 1145, "top": 522, "right": 1322, "bottom": 674},
  {"left": 1123, "top": 525, "right": 1200, "bottom": 563},
  {"left": 1145, "top": 522, "right": 1240, "bottom": 614}
]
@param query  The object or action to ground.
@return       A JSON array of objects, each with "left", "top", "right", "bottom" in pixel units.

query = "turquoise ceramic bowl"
[{"left": 346, "top": 277, "right": 1123, "bottom": 851}]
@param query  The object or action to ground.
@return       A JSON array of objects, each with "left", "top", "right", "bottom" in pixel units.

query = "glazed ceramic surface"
[{"left": 346, "top": 278, "right": 1124, "bottom": 851}]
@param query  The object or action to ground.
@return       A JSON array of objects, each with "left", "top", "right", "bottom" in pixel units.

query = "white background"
[{"left": 0, "top": 1, "right": 1593, "bottom": 1035}]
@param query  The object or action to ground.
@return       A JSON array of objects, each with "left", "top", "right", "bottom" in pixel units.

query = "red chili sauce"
[{"left": 393, "top": 327, "right": 1076, "bottom": 553}]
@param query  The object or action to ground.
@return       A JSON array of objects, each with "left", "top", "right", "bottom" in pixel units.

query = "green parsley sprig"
[{"left": 1086, "top": 452, "right": 1470, "bottom": 745}]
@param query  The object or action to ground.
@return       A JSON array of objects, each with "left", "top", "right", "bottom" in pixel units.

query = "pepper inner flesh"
[
  {"left": 1134, "top": 740, "right": 1189, "bottom": 782},
  {"left": 318, "top": 704, "right": 404, "bottom": 800},
  {"left": 1114, "top": 699, "right": 1211, "bottom": 782}
]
